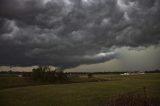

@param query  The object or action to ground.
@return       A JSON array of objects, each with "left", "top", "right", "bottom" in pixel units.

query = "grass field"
[{"left": 0, "top": 73, "right": 160, "bottom": 106}]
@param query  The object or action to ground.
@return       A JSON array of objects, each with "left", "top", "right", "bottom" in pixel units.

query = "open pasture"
[{"left": 0, "top": 73, "right": 160, "bottom": 106}]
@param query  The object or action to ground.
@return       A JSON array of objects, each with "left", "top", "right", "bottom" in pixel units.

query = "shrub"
[
  {"left": 104, "top": 87, "right": 159, "bottom": 106},
  {"left": 88, "top": 73, "right": 93, "bottom": 78}
]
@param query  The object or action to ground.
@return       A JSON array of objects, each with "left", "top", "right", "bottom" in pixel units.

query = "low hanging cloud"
[{"left": 0, "top": 0, "right": 160, "bottom": 68}]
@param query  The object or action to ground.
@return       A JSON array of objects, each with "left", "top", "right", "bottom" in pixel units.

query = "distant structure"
[
  {"left": 120, "top": 72, "right": 130, "bottom": 75},
  {"left": 120, "top": 71, "right": 145, "bottom": 75},
  {"left": 137, "top": 71, "right": 145, "bottom": 75},
  {"left": 17, "top": 74, "right": 23, "bottom": 77}
]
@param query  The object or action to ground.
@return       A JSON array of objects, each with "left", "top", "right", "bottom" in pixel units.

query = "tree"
[
  {"left": 32, "top": 66, "right": 68, "bottom": 82},
  {"left": 32, "top": 65, "right": 51, "bottom": 81}
]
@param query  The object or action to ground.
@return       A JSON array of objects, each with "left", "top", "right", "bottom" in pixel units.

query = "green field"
[{"left": 0, "top": 73, "right": 160, "bottom": 106}]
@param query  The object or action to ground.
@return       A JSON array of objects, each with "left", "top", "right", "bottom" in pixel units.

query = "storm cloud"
[{"left": 0, "top": 0, "right": 160, "bottom": 68}]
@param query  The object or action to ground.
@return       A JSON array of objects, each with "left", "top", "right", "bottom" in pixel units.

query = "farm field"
[{"left": 0, "top": 73, "right": 160, "bottom": 106}]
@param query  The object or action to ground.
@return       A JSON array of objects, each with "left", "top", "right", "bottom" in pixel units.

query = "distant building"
[
  {"left": 120, "top": 71, "right": 145, "bottom": 75},
  {"left": 17, "top": 74, "right": 23, "bottom": 77},
  {"left": 120, "top": 72, "right": 130, "bottom": 75},
  {"left": 137, "top": 71, "right": 145, "bottom": 74}
]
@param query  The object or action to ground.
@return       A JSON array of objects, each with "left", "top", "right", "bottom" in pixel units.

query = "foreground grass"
[
  {"left": 0, "top": 77, "right": 40, "bottom": 89},
  {"left": 0, "top": 73, "right": 160, "bottom": 106},
  {"left": 0, "top": 76, "right": 108, "bottom": 90}
]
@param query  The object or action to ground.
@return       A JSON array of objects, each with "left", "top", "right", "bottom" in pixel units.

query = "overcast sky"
[{"left": 0, "top": 0, "right": 160, "bottom": 71}]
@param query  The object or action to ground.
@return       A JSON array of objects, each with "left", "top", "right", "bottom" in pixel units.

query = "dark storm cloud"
[{"left": 0, "top": 0, "right": 160, "bottom": 68}]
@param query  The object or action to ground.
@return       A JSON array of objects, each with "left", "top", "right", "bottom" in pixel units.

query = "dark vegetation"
[
  {"left": 104, "top": 87, "right": 160, "bottom": 106},
  {"left": 32, "top": 66, "right": 68, "bottom": 82},
  {"left": 88, "top": 73, "right": 93, "bottom": 78}
]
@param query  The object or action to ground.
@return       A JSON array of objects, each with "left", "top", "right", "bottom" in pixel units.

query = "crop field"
[{"left": 0, "top": 73, "right": 160, "bottom": 106}]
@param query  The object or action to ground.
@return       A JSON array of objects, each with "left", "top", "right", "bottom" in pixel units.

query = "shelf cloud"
[{"left": 0, "top": 0, "right": 160, "bottom": 69}]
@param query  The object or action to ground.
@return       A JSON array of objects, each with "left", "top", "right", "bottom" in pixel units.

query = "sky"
[{"left": 0, "top": 0, "right": 160, "bottom": 72}]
